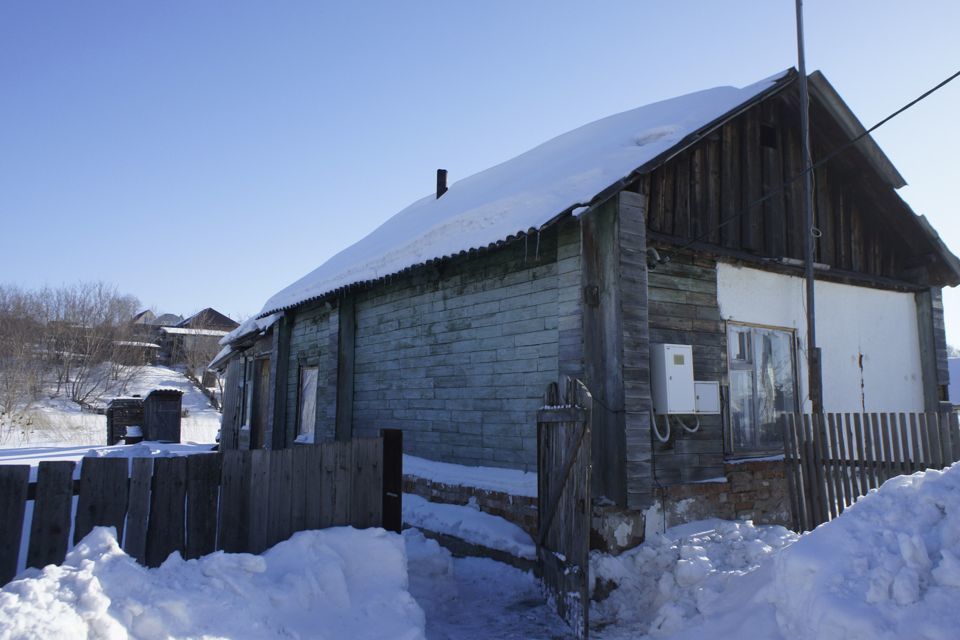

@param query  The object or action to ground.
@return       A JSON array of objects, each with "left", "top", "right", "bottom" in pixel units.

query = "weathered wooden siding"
[
  {"left": 645, "top": 90, "right": 929, "bottom": 282},
  {"left": 349, "top": 232, "right": 558, "bottom": 469},
  {"left": 645, "top": 247, "right": 726, "bottom": 484},
  {"left": 284, "top": 304, "right": 338, "bottom": 444}
]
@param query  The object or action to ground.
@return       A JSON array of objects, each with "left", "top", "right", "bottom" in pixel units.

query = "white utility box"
[
  {"left": 650, "top": 343, "right": 695, "bottom": 414},
  {"left": 694, "top": 381, "right": 721, "bottom": 415}
]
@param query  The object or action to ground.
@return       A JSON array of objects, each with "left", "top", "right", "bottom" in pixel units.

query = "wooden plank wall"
[
  {"left": 644, "top": 248, "right": 726, "bottom": 483},
  {"left": 644, "top": 92, "right": 921, "bottom": 282},
  {"left": 783, "top": 412, "right": 960, "bottom": 531},
  {"left": 0, "top": 436, "right": 396, "bottom": 587}
]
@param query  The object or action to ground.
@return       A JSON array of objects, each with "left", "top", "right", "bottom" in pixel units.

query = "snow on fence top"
[{"left": 259, "top": 69, "right": 792, "bottom": 316}]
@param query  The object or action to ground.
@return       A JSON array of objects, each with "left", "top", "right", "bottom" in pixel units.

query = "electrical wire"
[{"left": 675, "top": 68, "right": 960, "bottom": 252}]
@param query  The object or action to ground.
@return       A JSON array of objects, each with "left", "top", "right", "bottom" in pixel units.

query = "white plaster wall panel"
[{"left": 716, "top": 263, "right": 924, "bottom": 413}]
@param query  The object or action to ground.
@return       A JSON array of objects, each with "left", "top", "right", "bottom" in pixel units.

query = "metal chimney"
[{"left": 436, "top": 169, "right": 448, "bottom": 199}]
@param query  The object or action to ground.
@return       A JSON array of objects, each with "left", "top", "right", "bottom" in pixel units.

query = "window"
[
  {"left": 296, "top": 365, "right": 318, "bottom": 444},
  {"left": 727, "top": 323, "right": 797, "bottom": 455}
]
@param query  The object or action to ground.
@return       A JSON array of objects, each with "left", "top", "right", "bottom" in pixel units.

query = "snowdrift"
[
  {"left": 0, "top": 526, "right": 425, "bottom": 640},
  {"left": 592, "top": 463, "right": 960, "bottom": 639}
]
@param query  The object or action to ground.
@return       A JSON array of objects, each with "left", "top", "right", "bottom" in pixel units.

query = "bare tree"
[{"left": 0, "top": 286, "right": 44, "bottom": 416}]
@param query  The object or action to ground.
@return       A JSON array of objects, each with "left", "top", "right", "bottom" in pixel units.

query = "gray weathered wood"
[
  {"left": 267, "top": 448, "right": 293, "bottom": 547},
  {"left": 303, "top": 445, "right": 323, "bottom": 530},
  {"left": 332, "top": 440, "right": 354, "bottom": 526},
  {"left": 247, "top": 448, "right": 271, "bottom": 553},
  {"left": 335, "top": 299, "right": 356, "bottom": 442},
  {"left": 0, "top": 465, "right": 30, "bottom": 584},
  {"left": 27, "top": 461, "right": 75, "bottom": 569},
  {"left": 75, "top": 457, "right": 129, "bottom": 545},
  {"left": 185, "top": 453, "right": 221, "bottom": 559},
  {"left": 217, "top": 450, "right": 250, "bottom": 553},
  {"left": 351, "top": 438, "right": 383, "bottom": 529},
  {"left": 290, "top": 445, "right": 309, "bottom": 534},
  {"left": 145, "top": 456, "right": 186, "bottom": 567},
  {"left": 124, "top": 457, "right": 153, "bottom": 563}
]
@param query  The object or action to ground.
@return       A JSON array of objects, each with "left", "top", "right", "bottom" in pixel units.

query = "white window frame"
[{"left": 295, "top": 364, "right": 319, "bottom": 444}]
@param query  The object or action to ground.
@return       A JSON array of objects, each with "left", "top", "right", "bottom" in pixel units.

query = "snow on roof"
[
  {"left": 160, "top": 327, "right": 229, "bottom": 337},
  {"left": 114, "top": 341, "right": 161, "bottom": 348},
  {"left": 260, "top": 70, "right": 792, "bottom": 315}
]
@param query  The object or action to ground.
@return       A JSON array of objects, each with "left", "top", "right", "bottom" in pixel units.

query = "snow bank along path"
[
  {"left": 592, "top": 463, "right": 960, "bottom": 639},
  {"left": 0, "top": 526, "right": 426, "bottom": 640}
]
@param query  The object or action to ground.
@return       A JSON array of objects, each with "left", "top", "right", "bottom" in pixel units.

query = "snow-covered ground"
[
  {"left": 0, "top": 527, "right": 426, "bottom": 640},
  {"left": 0, "top": 364, "right": 220, "bottom": 449},
  {"left": 403, "top": 454, "right": 537, "bottom": 497}
]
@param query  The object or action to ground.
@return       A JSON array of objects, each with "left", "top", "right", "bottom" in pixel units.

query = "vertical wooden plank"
[
  {"left": 247, "top": 448, "right": 271, "bottom": 554},
  {"left": 185, "top": 454, "right": 221, "bottom": 560},
  {"left": 217, "top": 450, "right": 250, "bottom": 553},
  {"left": 318, "top": 441, "right": 337, "bottom": 529},
  {"left": 720, "top": 121, "right": 741, "bottom": 249},
  {"left": 815, "top": 415, "right": 837, "bottom": 520},
  {"left": 303, "top": 445, "right": 323, "bottom": 531},
  {"left": 705, "top": 132, "right": 722, "bottom": 245},
  {"left": 742, "top": 109, "right": 763, "bottom": 251},
  {"left": 290, "top": 446, "right": 309, "bottom": 535},
  {"left": 938, "top": 412, "right": 955, "bottom": 467},
  {"left": 852, "top": 414, "right": 868, "bottom": 497},
  {"left": 145, "top": 456, "right": 187, "bottom": 568},
  {"left": 868, "top": 413, "right": 882, "bottom": 488},
  {"left": 761, "top": 101, "right": 786, "bottom": 257},
  {"left": 889, "top": 413, "right": 904, "bottom": 479},
  {"left": 350, "top": 438, "right": 383, "bottom": 528},
  {"left": 897, "top": 413, "right": 912, "bottom": 474},
  {"left": 879, "top": 413, "right": 894, "bottom": 483},
  {"left": 830, "top": 414, "right": 850, "bottom": 512},
  {"left": 673, "top": 152, "right": 691, "bottom": 238},
  {"left": 27, "top": 461, "right": 75, "bottom": 570},
  {"left": 781, "top": 415, "right": 803, "bottom": 532},
  {"left": 267, "top": 448, "right": 293, "bottom": 548},
  {"left": 124, "top": 457, "right": 152, "bottom": 563},
  {"left": 335, "top": 298, "right": 356, "bottom": 442},
  {"left": 0, "top": 465, "right": 30, "bottom": 584},
  {"left": 381, "top": 429, "right": 403, "bottom": 533},
  {"left": 332, "top": 440, "right": 354, "bottom": 526},
  {"left": 802, "top": 415, "right": 823, "bottom": 527},
  {"left": 908, "top": 413, "right": 922, "bottom": 472},
  {"left": 927, "top": 412, "right": 944, "bottom": 469},
  {"left": 919, "top": 413, "right": 934, "bottom": 471},
  {"left": 838, "top": 414, "right": 856, "bottom": 505},
  {"left": 75, "top": 457, "right": 129, "bottom": 546},
  {"left": 950, "top": 412, "right": 960, "bottom": 464}
]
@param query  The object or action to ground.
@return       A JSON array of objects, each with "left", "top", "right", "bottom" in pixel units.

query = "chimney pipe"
[{"left": 436, "top": 169, "right": 448, "bottom": 199}]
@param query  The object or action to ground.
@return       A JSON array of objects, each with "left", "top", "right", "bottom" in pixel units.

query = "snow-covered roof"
[
  {"left": 259, "top": 70, "right": 794, "bottom": 316},
  {"left": 160, "top": 327, "right": 229, "bottom": 337}
]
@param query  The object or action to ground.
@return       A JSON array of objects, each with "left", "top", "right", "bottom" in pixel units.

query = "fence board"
[
  {"left": 853, "top": 413, "right": 870, "bottom": 495},
  {"left": 303, "top": 445, "right": 323, "bottom": 531},
  {"left": 318, "top": 442, "right": 337, "bottom": 529},
  {"left": 27, "top": 461, "right": 75, "bottom": 570},
  {"left": 332, "top": 441, "right": 354, "bottom": 527},
  {"left": 125, "top": 458, "right": 153, "bottom": 563},
  {"left": 888, "top": 413, "right": 904, "bottom": 478},
  {"left": 0, "top": 465, "right": 30, "bottom": 584},
  {"left": 867, "top": 413, "right": 882, "bottom": 489},
  {"left": 928, "top": 413, "right": 944, "bottom": 469},
  {"left": 217, "top": 450, "right": 250, "bottom": 553},
  {"left": 909, "top": 413, "right": 922, "bottom": 472},
  {"left": 840, "top": 414, "right": 857, "bottom": 503},
  {"left": 75, "top": 457, "right": 129, "bottom": 546},
  {"left": 826, "top": 414, "right": 845, "bottom": 513},
  {"left": 267, "top": 448, "right": 293, "bottom": 548},
  {"left": 781, "top": 415, "right": 802, "bottom": 531},
  {"left": 814, "top": 415, "right": 837, "bottom": 520},
  {"left": 290, "top": 446, "right": 309, "bottom": 535},
  {"left": 351, "top": 438, "right": 383, "bottom": 529},
  {"left": 938, "top": 412, "right": 955, "bottom": 466},
  {"left": 897, "top": 414, "right": 912, "bottom": 474},
  {"left": 835, "top": 414, "right": 852, "bottom": 511},
  {"left": 247, "top": 449, "right": 271, "bottom": 554},
  {"left": 381, "top": 429, "right": 403, "bottom": 534},
  {"left": 951, "top": 413, "right": 960, "bottom": 464},
  {"left": 145, "top": 456, "right": 187, "bottom": 568},
  {"left": 186, "top": 454, "right": 221, "bottom": 560}
]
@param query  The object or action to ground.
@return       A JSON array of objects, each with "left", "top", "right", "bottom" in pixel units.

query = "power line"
[{"left": 676, "top": 68, "right": 960, "bottom": 252}]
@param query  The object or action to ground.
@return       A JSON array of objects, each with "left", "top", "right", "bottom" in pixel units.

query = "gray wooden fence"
[
  {"left": 0, "top": 433, "right": 402, "bottom": 586},
  {"left": 537, "top": 377, "right": 592, "bottom": 640},
  {"left": 782, "top": 412, "right": 960, "bottom": 531}
]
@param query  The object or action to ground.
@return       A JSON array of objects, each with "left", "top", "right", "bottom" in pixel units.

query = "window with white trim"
[
  {"left": 727, "top": 323, "right": 798, "bottom": 455},
  {"left": 296, "top": 365, "right": 318, "bottom": 444}
]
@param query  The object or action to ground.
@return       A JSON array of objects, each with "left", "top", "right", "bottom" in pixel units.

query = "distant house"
[
  {"left": 214, "top": 69, "right": 958, "bottom": 540},
  {"left": 159, "top": 308, "right": 239, "bottom": 369}
]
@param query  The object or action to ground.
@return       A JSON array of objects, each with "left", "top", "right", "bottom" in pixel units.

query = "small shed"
[
  {"left": 105, "top": 397, "right": 144, "bottom": 446},
  {"left": 143, "top": 389, "right": 183, "bottom": 442}
]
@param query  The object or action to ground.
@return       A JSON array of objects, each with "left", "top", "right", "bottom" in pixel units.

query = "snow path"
[{"left": 404, "top": 529, "right": 569, "bottom": 640}]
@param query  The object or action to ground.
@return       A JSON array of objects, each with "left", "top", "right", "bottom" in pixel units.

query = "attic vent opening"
[{"left": 760, "top": 124, "right": 778, "bottom": 149}]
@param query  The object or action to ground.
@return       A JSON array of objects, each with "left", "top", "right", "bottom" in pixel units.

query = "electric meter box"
[
  {"left": 694, "top": 381, "right": 721, "bottom": 414},
  {"left": 650, "top": 343, "right": 695, "bottom": 414}
]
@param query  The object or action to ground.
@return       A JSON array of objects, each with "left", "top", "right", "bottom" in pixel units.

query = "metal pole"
[{"left": 796, "top": 0, "right": 822, "bottom": 413}]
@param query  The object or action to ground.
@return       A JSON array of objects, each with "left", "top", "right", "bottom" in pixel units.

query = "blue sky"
[{"left": 2, "top": 1, "right": 959, "bottom": 340}]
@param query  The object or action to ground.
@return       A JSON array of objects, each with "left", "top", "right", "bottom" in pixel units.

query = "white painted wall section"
[{"left": 716, "top": 263, "right": 924, "bottom": 413}]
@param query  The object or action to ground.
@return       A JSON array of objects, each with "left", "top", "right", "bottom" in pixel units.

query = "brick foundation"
[
  {"left": 403, "top": 475, "right": 538, "bottom": 537},
  {"left": 654, "top": 459, "right": 791, "bottom": 530}
]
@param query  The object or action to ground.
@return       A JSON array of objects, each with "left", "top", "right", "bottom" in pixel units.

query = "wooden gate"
[{"left": 537, "top": 376, "right": 592, "bottom": 639}]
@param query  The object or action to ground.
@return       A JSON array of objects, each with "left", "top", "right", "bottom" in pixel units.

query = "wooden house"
[{"left": 214, "top": 69, "right": 959, "bottom": 543}]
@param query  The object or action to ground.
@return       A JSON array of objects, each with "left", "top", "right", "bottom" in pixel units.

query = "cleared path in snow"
[{"left": 405, "top": 530, "right": 570, "bottom": 639}]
